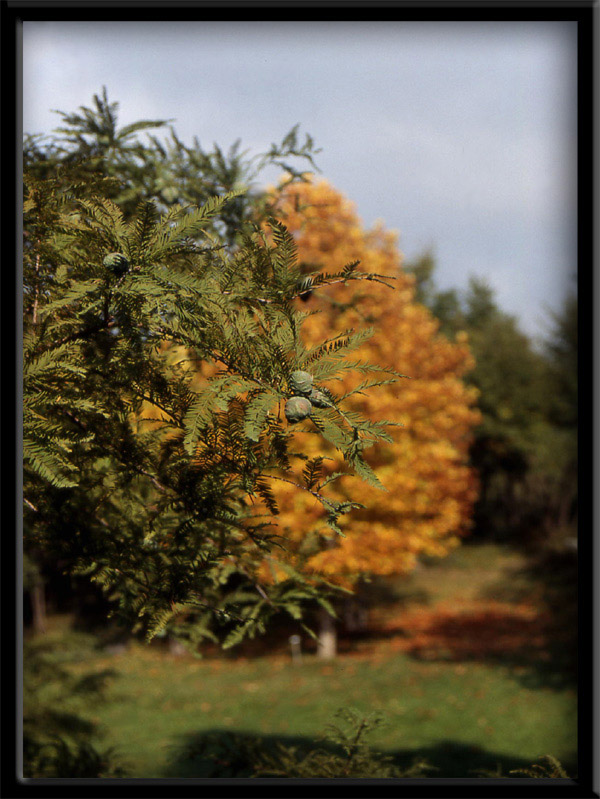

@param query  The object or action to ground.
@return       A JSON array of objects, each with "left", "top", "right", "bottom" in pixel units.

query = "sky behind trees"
[{"left": 22, "top": 20, "right": 577, "bottom": 342}]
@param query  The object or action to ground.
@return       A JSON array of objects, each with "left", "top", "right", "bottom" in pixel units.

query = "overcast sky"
[{"left": 22, "top": 21, "right": 577, "bottom": 343}]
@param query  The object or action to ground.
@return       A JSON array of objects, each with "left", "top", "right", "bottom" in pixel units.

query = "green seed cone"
[
  {"left": 285, "top": 396, "right": 313, "bottom": 423},
  {"left": 103, "top": 252, "right": 130, "bottom": 276},
  {"left": 289, "top": 370, "right": 314, "bottom": 396},
  {"left": 309, "top": 388, "right": 332, "bottom": 408}
]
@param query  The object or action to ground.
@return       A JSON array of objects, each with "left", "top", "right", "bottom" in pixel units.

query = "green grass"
[
  {"left": 81, "top": 642, "right": 576, "bottom": 778},
  {"left": 33, "top": 543, "right": 578, "bottom": 778},
  {"left": 382, "top": 542, "right": 533, "bottom": 606}
]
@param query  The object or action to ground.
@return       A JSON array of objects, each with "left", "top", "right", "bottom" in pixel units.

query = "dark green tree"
[
  {"left": 404, "top": 249, "right": 462, "bottom": 338},
  {"left": 25, "top": 86, "right": 320, "bottom": 239},
  {"left": 539, "top": 292, "right": 578, "bottom": 540},
  {"left": 545, "top": 293, "right": 577, "bottom": 429},
  {"left": 23, "top": 90, "right": 400, "bottom": 651},
  {"left": 404, "top": 255, "right": 576, "bottom": 546},
  {"left": 23, "top": 89, "right": 323, "bottom": 639}
]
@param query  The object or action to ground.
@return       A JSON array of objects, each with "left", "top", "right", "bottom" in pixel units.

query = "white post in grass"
[
  {"left": 317, "top": 608, "right": 337, "bottom": 660},
  {"left": 289, "top": 634, "right": 303, "bottom": 665}
]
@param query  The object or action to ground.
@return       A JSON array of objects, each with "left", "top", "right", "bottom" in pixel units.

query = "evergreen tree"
[
  {"left": 25, "top": 86, "right": 319, "bottom": 238},
  {"left": 23, "top": 91, "right": 400, "bottom": 653},
  {"left": 403, "top": 249, "right": 462, "bottom": 338},
  {"left": 545, "top": 293, "right": 577, "bottom": 430},
  {"left": 23, "top": 633, "right": 125, "bottom": 777},
  {"left": 404, "top": 255, "right": 577, "bottom": 546},
  {"left": 540, "top": 292, "right": 578, "bottom": 540}
]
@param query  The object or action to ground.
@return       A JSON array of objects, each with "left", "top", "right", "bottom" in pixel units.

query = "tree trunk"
[
  {"left": 317, "top": 608, "right": 337, "bottom": 660},
  {"left": 31, "top": 581, "right": 47, "bottom": 635}
]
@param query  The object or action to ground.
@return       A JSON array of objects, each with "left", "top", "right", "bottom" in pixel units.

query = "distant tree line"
[{"left": 404, "top": 250, "right": 577, "bottom": 551}]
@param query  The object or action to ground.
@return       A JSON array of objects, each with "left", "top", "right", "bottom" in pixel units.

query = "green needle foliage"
[
  {"left": 475, "top": 755, "right": 571, "bottom": 779},
  {"left": 252, "top": 708, "right": 433, "bottom": 778},
  {"left": 24, "top": 86, "right": 320, "bottom": 237},
  {"left": 23, "top": 91, "right": 401, "bottom": 650}
]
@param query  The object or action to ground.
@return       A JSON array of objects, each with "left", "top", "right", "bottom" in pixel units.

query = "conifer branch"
[{"left": 261, "top": 474, "right": 339, "bottom": 510}]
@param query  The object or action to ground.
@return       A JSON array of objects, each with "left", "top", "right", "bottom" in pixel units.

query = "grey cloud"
[{"left": 22, "top": 20, "right": 577, "bottom": 341}]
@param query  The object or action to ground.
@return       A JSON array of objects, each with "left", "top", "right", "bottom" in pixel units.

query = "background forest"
[{"left": 22, "top": 88, "right": 578, "bottom": 780}]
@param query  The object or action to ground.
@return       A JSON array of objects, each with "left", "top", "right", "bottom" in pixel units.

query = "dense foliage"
[
  {"left": 259, "top": 180, "right": 480, "bottom": 584},
  {"left": 23, "top": 633, "right": 125, "bottom": 777},
  {"left": 22, "top": 88, "right": 576, "bottom": 780},
  {"left": 405, "top": 252, "right": 577, "bottom": 549},
  {"left": 23, "top": 91, "right": 406, "bottom": 653}
]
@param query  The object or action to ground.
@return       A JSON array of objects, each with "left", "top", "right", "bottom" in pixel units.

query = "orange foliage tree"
[{"left": 259, "top": 179, "right": 481, "bottom": 653}]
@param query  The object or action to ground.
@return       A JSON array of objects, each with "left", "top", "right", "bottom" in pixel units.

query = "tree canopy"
[
  {"left": 257, "top": 179, "right": 481, "bottom": 584},
  {"left": 23, "top": 90, "right": 408, "bottom": 649},
  {"left": 404, "top": 252, "right": 578, "bottom": 547}
]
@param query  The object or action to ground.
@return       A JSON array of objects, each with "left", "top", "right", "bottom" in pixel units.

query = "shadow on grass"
[
  {"left": 159, "top": 728, "right": 576, "bottom": 779},
  {"left": 341, "top": 549, "right": 578, "bottom": 692}
]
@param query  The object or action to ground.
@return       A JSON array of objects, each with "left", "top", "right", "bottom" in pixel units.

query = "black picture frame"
[{"left": 3, "top": 1, "right": 595, "bottom": 796}]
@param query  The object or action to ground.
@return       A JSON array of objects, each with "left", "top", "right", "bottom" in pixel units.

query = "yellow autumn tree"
[{"left": 257, "top": 179, "right": 480, "bottom": 652}]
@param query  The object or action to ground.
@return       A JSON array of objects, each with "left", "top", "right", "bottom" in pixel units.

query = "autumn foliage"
[{"left": 261, "top": 179, "right": 481, "bottom": 585}]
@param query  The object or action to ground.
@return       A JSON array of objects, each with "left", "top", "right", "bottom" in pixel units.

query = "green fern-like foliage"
[
  {"left": 26, "top": 86, "right": 321, "bottom": 236},
  {"left": 252, "top": 708, "right": 399, "bottom": 777},
  {"left": 509, "top": 755, "right": 571, "bottom": 778},
  {"left": 475, "top": 754, "right": 572, "bottom": 779},
  {"left": 23, "top": 134, "right": 401, "bottom": 647}
]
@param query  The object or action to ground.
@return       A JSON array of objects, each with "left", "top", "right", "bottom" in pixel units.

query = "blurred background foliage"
[
  {"left": 22, "top": 90, "right": 578, "bottom": 779},
  {"left": 405, "top": 250, "right": 577, "bottom": 552}
]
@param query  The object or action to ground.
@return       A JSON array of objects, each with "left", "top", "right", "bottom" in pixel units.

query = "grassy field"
[{"left": 31, "top": 543, "right": 578, "bottom": 778}]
